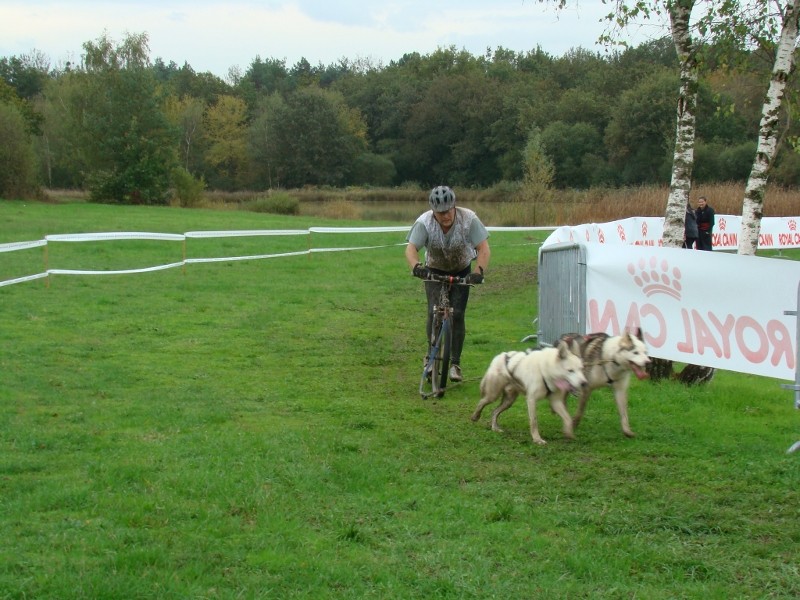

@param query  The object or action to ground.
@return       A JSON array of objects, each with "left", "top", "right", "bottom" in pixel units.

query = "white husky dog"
[
  {"left": 556, "top": 329, "right": 650, "bottom": 438},
  {"left": 471, "top": 340, "right": 587, "bottom": 445}
]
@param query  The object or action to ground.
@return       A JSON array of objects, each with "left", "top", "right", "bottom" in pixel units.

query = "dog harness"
[
  {"left": 601, "top": 362, "right": 620, "bottom": 385},
  {"left": 560, "top": 333, "right": 621, "bottom": 385},
  {"left": 504, "top": 349, "right": 554, "bottom": 394}
]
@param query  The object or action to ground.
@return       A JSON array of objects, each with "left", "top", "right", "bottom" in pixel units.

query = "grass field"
[{"left": 1, "top": 199, "right": 799, "bottom": 599}]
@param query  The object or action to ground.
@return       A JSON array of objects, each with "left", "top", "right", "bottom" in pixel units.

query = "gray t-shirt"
[{"left": 406, "top": 207, "right": 489, "bottom": 273}]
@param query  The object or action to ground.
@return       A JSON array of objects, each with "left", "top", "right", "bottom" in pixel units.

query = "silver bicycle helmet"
[{"left": 428, "top": 185, "right": 456, "bottom": 213}]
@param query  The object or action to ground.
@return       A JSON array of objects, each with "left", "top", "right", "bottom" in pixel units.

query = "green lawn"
[{"left": 1, "top": 199, "right": 798, "bottom": 599}]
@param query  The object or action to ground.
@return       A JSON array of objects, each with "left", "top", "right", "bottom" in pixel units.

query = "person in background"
[
  {"left": 682, "top": 199, "right": 698, "bottom": 249},
  {"left": 405, "top": 185, "right": 490, "bottom": 382},
  {"left": 695, "top": 196, "right": 715, "bottom": 251}
]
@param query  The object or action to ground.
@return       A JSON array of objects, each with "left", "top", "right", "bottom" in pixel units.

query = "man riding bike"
[{"left": 405, "top": 185, "right": 490, "bottom": 382}]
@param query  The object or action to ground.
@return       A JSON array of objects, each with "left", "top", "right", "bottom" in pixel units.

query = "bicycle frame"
[{"left": 419, "top": 273, "right": 468, "bottom": 399}]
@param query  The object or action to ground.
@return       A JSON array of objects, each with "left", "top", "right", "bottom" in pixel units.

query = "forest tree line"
[{"left": 1, "top": 31, "right": 799, "bottom": 204}]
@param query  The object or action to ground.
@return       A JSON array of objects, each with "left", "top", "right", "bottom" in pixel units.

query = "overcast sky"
[{"left": 1, "top": 1, "right": 669, "bottom": 79}]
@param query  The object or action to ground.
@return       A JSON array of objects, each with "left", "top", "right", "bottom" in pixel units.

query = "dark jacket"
[
  {"left": 696, "top": 204, "right": 715, "bottom": 232},
  {"left": 684, "top": 206, "right": 698, "bottom": 238}
]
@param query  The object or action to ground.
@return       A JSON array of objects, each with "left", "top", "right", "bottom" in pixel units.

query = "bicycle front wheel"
[{"left": 432, "top": 318, "right": 452, "bottom": 397}]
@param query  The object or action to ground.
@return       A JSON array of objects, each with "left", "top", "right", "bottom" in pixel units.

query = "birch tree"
[
  {"left": 164, "top": 95, "right": 205, "bottom": 173},
  {"left": 541, "top": 1, "right": 708, "bottom": 246},
  {"left": 738, "top": 0, "right": 800, "bottom": 255},
  {"left": 590, "top": 0, "right": 800, "bottom": 255},
  {"left": 663, "top": 1, "right": 700, "bottom": 248},
  {"left": 203, "top": 95, "right": 249, "bottom": 189},
  {"left": 542, "top": 0, "right": 798, "bottom": 382},
  {"left": 543, "top": 0, "right": 729, "bottom": 383},
  {"left": 608, "top": 1, "right": 719, "bottom": 384}
]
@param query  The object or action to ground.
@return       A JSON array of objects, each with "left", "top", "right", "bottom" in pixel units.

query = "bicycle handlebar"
[{"left": 422, "top": 272, "right": 472, "bottom": 285}]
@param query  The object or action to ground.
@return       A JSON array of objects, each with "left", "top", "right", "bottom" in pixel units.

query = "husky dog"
[
  {"left": 471, "top": 340, "right": 587, "bottom": 445},
  {"left": 557, "top": 329, "right": 650, "bottom": 438}
]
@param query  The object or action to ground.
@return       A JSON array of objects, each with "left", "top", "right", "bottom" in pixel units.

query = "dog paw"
[
  {"left": 623, "top": 430, "right": 636, "bottom": 438},
  {"left": 532, "top": 438, "right": 547, "bottom": 445}
]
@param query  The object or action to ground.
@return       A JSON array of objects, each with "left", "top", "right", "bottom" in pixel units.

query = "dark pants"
[
  {"left": 697, "top": 231, "right": 713, "bottom": 251},
  {"left": 424, "top": 267, "right": 471, "bottom": 364},
  {"left": 682, "top": 237, "right": 697, "bottom": 249}
]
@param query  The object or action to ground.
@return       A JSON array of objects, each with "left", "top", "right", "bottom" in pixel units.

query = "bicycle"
[{"left": 419, "top": 272, "right": 472, "bottom": 399}]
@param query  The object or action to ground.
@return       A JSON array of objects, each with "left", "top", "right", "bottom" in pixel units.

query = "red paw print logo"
[
  {"left": 641, "top": 222, "right": 648, "bottom": 238},
  {"left": 598, "top": 230, "right": 606, "bottom": 243},
  {"left": 617, "top": 224, "right": 626, "bottom": 242},
  {"left": 719, "top": 218, "right": 727, "bottom": 231},
  {"left": 789, "top": 219, "right": 797, "bottom": 232},
  {"left": 628, "top": 256, "right": 682, "bottom": 299}
]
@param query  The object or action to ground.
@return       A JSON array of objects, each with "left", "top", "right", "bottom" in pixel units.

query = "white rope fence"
[
  {"left": 0, "top": 240, "right": 48, "bottom": 251},
  {"left": 0, "top": 226, "right": 552, "bottom": 288},
  {"left": 45, "top": 232, "right": 188, "bottom": 242}
]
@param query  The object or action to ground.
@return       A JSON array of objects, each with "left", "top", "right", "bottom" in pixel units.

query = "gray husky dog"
[{"left": 556, "top": 329, "right": 650, "bottom": 438}]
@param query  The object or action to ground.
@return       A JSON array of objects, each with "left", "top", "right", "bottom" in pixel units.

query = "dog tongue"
[
  {"left": 631, "top": 364, "right": 649, "bottom": 380},
  {"left": 554, "top": 379, "right": 572, "bottom": 392}
]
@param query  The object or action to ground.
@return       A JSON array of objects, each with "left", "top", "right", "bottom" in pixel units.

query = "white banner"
[
  {"left": 585, "top": 243, "right": 798, "bottom": 381},
  {"left": 544, "top": 216, "right": 800, "bottom": 250}
]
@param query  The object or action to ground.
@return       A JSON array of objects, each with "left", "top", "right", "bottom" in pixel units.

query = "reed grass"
[{"left": 44, "top": 182, "right": 800, "bottom": 227}]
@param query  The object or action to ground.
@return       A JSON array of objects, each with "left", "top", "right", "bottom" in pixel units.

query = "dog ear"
[
  {"left": 556, "top": 340, "right": 569, "bottom": 359},
  {"left": 626, "top": 327, "right": 643, "bottom": 341},
  {"left": 619, "top": 329, "right": 635, "bottom": 349}
]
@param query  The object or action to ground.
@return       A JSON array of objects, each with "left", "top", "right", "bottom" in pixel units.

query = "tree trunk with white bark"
[
  {"left": 651, "top": 0, "right": 717, "bottom": 385},
  {"left": 662, "top": 1, "right": 699, "bottom": 250},
  {"left": 738, "top": 0, "right": 800, "bottom": 256}
]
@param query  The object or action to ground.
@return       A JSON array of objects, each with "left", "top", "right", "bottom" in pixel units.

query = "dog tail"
[{"left": 479, "top": 361, "right": 495, "bottom": 396}]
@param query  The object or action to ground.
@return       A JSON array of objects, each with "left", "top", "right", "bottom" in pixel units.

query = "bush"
[
  {"left": 0, "top": 103, "right": 39, "bottom": 198},
  {"left": 694, "top": 141, "right": 756, "bottom": 183},
  {"left": 478, "top": 180, "right": 523, "bottom": 203},
  {"left": 350, "top": 152, "right": 397, "bottom": 186},
  {"left": 242, "top": 193, "right": 300, "bottom": 215},
  {"left": 719, "top": 142, "right": 757, "bottom": 181},
  {"left": 319, "top": 199, "right": 361, "bottom": 220},
  {"left": 171, "top": 167, "right": 206, "bottom": 208},
  {"left": 771, "top": 149, "right": 800, "bottom": 187}
]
